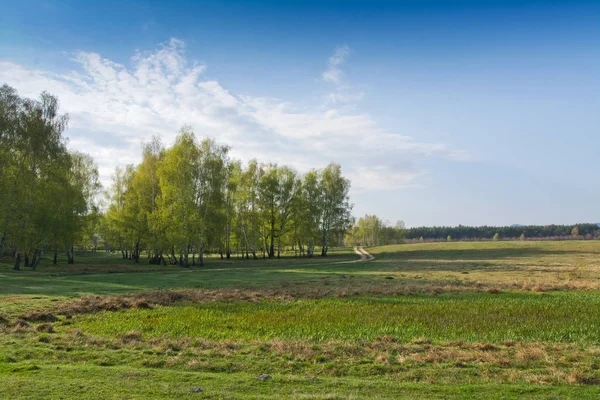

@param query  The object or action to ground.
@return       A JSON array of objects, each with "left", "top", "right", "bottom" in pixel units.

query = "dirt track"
[{"left": 335, "top": 247, "right": 375, "bottom": 264}]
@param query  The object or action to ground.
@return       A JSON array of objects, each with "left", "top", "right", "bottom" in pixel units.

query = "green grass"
[
  {"left": 3, "top": 363, "right": 599, "bottom": 399},
  {"left": 77, "top": 292, "right": 600, "bottom": 343},
  {"left": 2, "top": 240, "right": 599, "bottom": 300},
  {"left": 2, "top": 240, "right": 600, "bottom": 398},
  {"left": 0, "top": 247, "right": 356, "bottom": 297}
]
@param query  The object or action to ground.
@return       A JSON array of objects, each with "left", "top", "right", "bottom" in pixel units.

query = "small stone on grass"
[{"left": 256, "top": 374, "right": 271, "bottom": 381}]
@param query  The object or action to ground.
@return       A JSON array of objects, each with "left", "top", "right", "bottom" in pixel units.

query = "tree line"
[
  {"left": 1, "top": 87, "right": 355, "bottom": 269},
  {"left": 0, "top": 85, "right": 101, "bottom": 270},
  {"left": 406, "top": 224, "right": 600, "bottom": 241},
  {"left": 100, "top": 128, "right": 354, "bottom": 266}
]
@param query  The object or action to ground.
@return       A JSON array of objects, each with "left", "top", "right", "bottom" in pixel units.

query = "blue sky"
[{"left": 1, "top": 0, "right": 598, "bottom": 226}]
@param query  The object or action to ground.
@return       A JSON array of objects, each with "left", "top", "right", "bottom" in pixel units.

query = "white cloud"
[
  {"left": 320, "top": 45, "right": 365, "bottom": 107},
  {"left": 0, "top": 39, "right": 470, "bottom": 192},
  {"left": 322, "top": 44, "right": 349, "bottom": 85}
]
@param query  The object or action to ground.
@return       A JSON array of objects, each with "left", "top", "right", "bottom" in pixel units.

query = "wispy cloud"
[
  {"left": 0, "top": 39, "right": 470, "bottom": 191},
  {"left": 322, "top": 44, "right": 349, "bottom": 85},
  {"left": 321, "top": 45, "right": 364, "bottom": 106}
]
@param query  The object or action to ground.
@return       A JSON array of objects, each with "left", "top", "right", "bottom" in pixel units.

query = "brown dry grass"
[
  {"left": 35, "top": 323, "right": 55, "bottom": 333},
  {"left": 369, "top": 241, "right": 600, "bottom": 293},
  {"left": 15, "top": 277, "right": 600, "bottom": 322},
  {"left": 22, "top": 310, "right": 59, "bottom": 322},
  {"left": 119, "top": 330, "right": 143, "bottom": 343},
  {"left": 105, "top": 335, "right": 600, "bottom": 384},
  {"left": 10, "top": 319, "right": 31, "bottom": 333},
  {"left": 35, "top": 289, "right": 297, "bottom": 318}
]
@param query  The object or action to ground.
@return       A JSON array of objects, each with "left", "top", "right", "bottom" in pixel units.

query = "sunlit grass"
[
  {"left": 3, "top": 241, "right": 600, "bottom": 398},
  {"left": 76, "top": 292, "right": 600, "bottom": 343}
]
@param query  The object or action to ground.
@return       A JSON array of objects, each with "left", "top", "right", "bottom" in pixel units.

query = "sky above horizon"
[{"left": 1, "top": 0, "right": 598, "bottom": 227}]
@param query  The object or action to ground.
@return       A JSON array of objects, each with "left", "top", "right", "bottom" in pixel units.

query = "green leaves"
[
  {"left": 0, "top": 85, "right": 100, "bottom": 268},
  {"left": 101, "top": 132, "right": 354, "bottom": 262},
  {"left": 1, "top": 87, "right": 355, "bottom": 266}
]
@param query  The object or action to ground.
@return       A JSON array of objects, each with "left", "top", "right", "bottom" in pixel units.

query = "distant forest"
[{"left": 406, "top": 224, "right": 600, "bottom": 241}]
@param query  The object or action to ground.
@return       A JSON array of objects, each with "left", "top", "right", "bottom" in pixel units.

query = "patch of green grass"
[
  {"left": 75, "top": 292, "right": 600, "bottom": 343},
  {"left": 2, "top": 362, "right": 598, "bottom": 399},
  {"left": 3, "top": 320, "right": 600, "bottom": 389},
  {"left": 0, "top": 295, "right": 68, "bottom": 318},
  {"left": 0, "top": 248, "right": 357, "bottom": 298}
]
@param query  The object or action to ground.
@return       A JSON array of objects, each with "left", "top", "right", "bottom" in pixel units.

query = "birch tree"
[{"left": 319, "top": 163, "right": 352, "bottom": 256}]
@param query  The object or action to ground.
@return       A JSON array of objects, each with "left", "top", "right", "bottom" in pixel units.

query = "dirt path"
[
  {"left": 335, "top": 247, "right": 375, "bottom": 264},
  {"left": 357, "top": 247, "right": 375, "bottom": 261}
]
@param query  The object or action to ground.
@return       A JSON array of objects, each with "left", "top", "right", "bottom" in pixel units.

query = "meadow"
[{"left": 1, "top": 240, "right": 600, "bottom": 399}]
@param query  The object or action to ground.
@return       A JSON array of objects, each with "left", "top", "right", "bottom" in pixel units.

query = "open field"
[{"left": 2, "top": 240, "right": 600, "bottom": 398}]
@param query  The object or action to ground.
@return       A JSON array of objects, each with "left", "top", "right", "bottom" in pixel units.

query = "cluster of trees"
[
  {"left": 406, "top": 224, "right": 600, "bottom": 241},
  {"left": 100, "top": 128, "right": 353, "bottom": 266},
  {"left": 345, "top": 215, "right": 405, "bottom": 246},
  {"left": 1, "top": 87, "right": 354, "bottom": 268},
  {"left": 0, "top": 85, "right": 101, "bottom": 270}
]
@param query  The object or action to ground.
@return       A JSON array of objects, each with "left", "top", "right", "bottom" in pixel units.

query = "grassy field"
[{"left": 1, "top": 241, "right": 600, "bottom": 398}]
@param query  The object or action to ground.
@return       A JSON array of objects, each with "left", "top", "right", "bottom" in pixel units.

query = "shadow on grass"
[
  {"left": 0, "top": 264, "right": 518, "bottom": 298},
  {"left": 0, "top": 250, "right": 356, "bottom": 275},
  {"left": 0, "top": 244, "right": 593, "bottom": 298}
]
